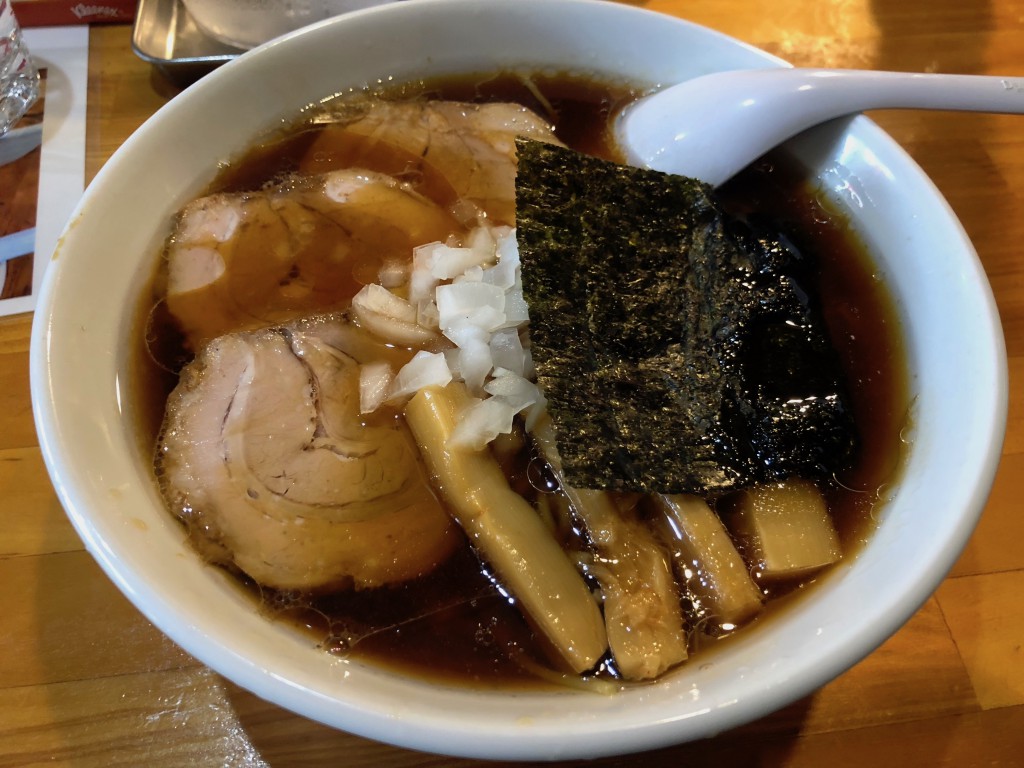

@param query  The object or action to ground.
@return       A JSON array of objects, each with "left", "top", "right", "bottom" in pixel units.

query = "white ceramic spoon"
[{"left": 617, "top": 68, "right": 1024, "bottom": 185}]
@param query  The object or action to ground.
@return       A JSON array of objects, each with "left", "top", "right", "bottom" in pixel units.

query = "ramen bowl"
[{"left": 30, "top": 0, "right": 1007, "bottom": 760}]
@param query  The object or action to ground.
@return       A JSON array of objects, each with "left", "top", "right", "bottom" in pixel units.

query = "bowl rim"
[{"left": 29, "top": 0, "right": 1009, "bottom": 759}]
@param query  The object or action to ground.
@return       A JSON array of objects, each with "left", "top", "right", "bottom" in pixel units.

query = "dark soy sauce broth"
[{"left": 133, "top": 72, "right": 909, "bottom": 689}]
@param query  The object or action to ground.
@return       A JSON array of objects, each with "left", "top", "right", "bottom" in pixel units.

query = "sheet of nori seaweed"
[{"left": 515, "top": 138, "right": 856, "bottom": 494}]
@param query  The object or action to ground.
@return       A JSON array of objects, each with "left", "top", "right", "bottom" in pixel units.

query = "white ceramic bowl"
[{"left": 30, "top": 0, "right": 1007, "bottom": 760}]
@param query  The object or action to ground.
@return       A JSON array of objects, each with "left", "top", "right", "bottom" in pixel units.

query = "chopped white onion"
[
  {"left": 359, "top": 361, "right": 393, "bottom": 414},
  {"left": 410, "top": 242, "right": 443, "bottom": 304},
  {"left": 432, "top": 245, "right": 489, "bottom": 279},
  {"left": 443, "top": 322, "right": 491, "bottom": 395},
  {"left": 388, "top": 351, "right": 453, "bottom": 402},
  {"left": 481, "top": 229, "right": 519, "bottom": 291},
  {"left": 467, "top": 224, "right": 497, "bottom": 253},
  {"left": 356, "top": 283, "right": 415, "bottom": 321},
  {"left": 484, "top": 372, "right": 541, "bottom": 412},
  {"left": 443, "top": 347, "right": 462, "bottom": 376},
  {"left": 494, "top": 226, "right": 517, "bottom": 258},
  {"left": 352, "top": 283, "right": 438, "bottom": 347},
  {"left": 454, "top": 265, "right": 484, "bottom": 283},
  {"left": 443, "top": 320, "right": 488, "bottom": 348},
  {"left": 458, "top": 336, "right": 494, "bottom": 396},
  {"left": 522, "top": 346, "right": 536, "bottom": 379},
  {"left": 448, "top": 397, "right": 516, "bottom": 451},
  {"left": 489, "top": 328, "right": 527, "bottom": 376},
  {"left": 501, "top": 277, "right": 530, "bottom": 329},
  {"left": 522, "top": 395, "right": 548, "bottom": 431},
  {"left": 416, "top": 300, "right": 440, "bottom": 330},
  {"left": 449, "top": 197, "right": 486, "bottom": 225},
  {"left": 436, "top": 281, "right": 506, "bottom": 333},
  {"left": 378, "top": 258, "right": 408, "bottom": 288},
  {"left": 357, "top": 224, "right": 544, "bottom": 450}
]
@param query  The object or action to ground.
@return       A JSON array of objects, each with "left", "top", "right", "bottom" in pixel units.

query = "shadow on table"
[{"left": 224, "top": 679, "right": 817, "bottom": 768}]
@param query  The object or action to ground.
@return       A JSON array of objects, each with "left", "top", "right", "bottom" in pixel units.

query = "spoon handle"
[
  {"left": 621, "top": 68, "right": 1024, "bottom": 185},
  {"left": 763, "top": 68, "right": 1024, "bottom": 115}
]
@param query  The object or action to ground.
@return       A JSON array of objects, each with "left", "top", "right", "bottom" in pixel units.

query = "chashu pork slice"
[
  {"left": 158, "top": 313, "right": 461, "bottom": 592},
  {"left": 165, "top": 167, "right": 463, "bottom": 348},
  {"left": 300, "top": 99, "right": 563, "bottom": 225}
]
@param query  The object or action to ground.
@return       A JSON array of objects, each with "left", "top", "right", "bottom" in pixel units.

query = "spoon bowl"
[{"left": 618, "top": 68, "right": 1024, "bottom": 184}]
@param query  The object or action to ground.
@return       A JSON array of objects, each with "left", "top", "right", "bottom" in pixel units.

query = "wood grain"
[
  {"left": 0, "top": 315, "right": 34, "bottom": 450},
  {"left": 2, "top": 3, "right": 1023, "bottom": 764}
]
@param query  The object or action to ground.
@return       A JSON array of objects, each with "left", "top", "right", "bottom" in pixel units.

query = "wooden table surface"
[{"left": 2, "top": 1, "right": 1022, "bottom": 765}]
